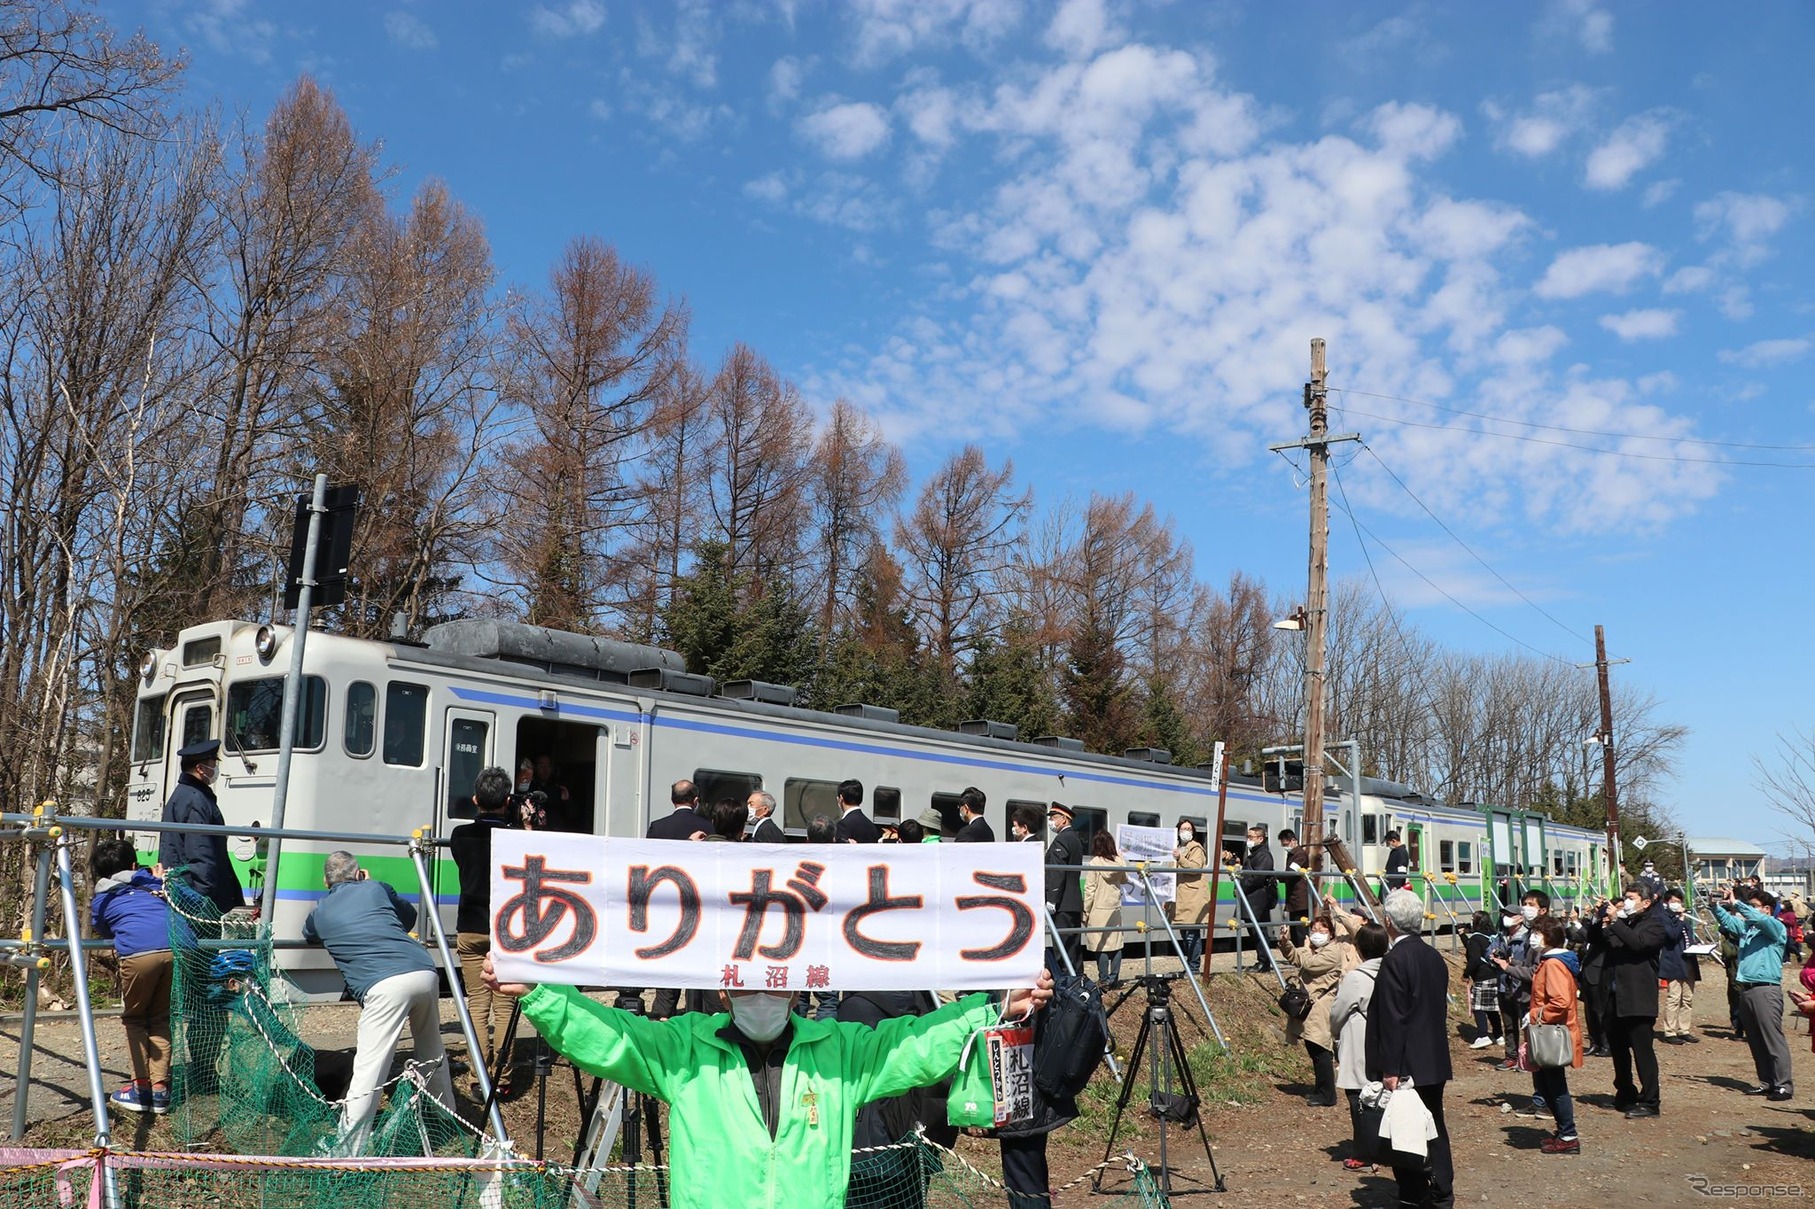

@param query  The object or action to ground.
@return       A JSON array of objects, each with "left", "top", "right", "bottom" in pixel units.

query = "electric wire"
[
  {"left": 1331, "top": 387, "right": 1815, "bottom": 453},
  {"left": 1331, "top": 405, "right": 1815, "bottom": 468},
  {"left": 1327, "top": 462, "right": 1577, "bottom": 667},
  {"left": 1357, "top": 443, "right": 1589, "bottom": 646}
]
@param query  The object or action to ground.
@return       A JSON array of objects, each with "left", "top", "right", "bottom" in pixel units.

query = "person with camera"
[
  {"left": 1584, "top": 882, "right": 1669, "bottom": 1118},
  {"left": 1278, "top": 892, "right": 1364, "bottom": 1107},
  {"left": 1226, "top": 825, "right": 1278, "bottom": 974},
  {"left": 1714, "top": 882, "right": 1792, "bottom": 1100},
  {"left": 450, "top": 766, "right": 521, "bottom": 1095},
  {"left": 1525, "top": 916, "right": 1584, "bottom": 1154},
  {"left": 1658, "top": 887, "right": 1700, "bottom": 1043}
]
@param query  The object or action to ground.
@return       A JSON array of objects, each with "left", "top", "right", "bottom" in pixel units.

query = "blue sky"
[{"left": 113, "top": 0, "right": 1815, "bottom": 849}]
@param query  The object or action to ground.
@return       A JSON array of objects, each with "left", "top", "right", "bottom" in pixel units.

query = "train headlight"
[
  {"left": 138, "top": 651, "right": 158, "bottom": 683},
  {"left": 254, "top": 624, "right": 280, "bottom": 663}
]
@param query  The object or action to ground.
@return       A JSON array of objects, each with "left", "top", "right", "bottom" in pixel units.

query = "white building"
[{"left": 1686, "top": 837, "right": 1768, "bottom": 887}]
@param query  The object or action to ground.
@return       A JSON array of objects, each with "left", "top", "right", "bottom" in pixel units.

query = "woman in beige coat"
[
  {"left": 1082, "top": 831, "right": 1129, "bottom": 985},
  {"left": 1278, "top": 894, "right": 1363, "bottom": 1107},
  {"left": 1166, "top": 820, "right": 1210, "bottom": 972}
]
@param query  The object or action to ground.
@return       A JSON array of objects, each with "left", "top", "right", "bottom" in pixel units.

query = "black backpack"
[{"left": 1032, "top": 972, "right": 1108, "bottom": 1099}]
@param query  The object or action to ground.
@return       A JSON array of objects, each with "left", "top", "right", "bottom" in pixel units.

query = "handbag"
[
  {"left": 1526, "top": 1020, "right": 1572, "bottom": 1069},
  {"left": 947, "top": 1018, "right": 1035, "bottom": 1128},
  {"left": 1277, "top": 980, "right": 1313, "bottom": 1021}
]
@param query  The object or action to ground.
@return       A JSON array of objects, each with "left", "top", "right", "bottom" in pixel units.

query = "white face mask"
[
  {"left": 728, "top": 992, "right": 794, "bottom": 1043},
  {"left": 1521, "top": 905, "right": 1539, "bottom": 922},
  {"left": 1309, "top": 932, "right": 1331, "bottom": 949},
  {"left": 1178, "top": 829, "right": 1193, "bottom": 843},
  {"left": 1502, "top": 915, "right": 1521, "bottom": 929},
  {"left": 1668, "top": 902, "right": 1685, "bottom": 914}
]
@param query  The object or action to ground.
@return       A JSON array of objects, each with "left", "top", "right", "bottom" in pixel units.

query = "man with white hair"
[
  {"left": 1365, "top": 889, "right": 1454, "bottom": 1209},
  {"left": 747, "top": 790, "right": 784, "bottom": 844},
  {"left": 303, "top": 851, "right": 453, "bottom": 1154}
]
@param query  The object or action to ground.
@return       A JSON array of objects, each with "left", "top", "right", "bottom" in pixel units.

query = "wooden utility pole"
[
  {"left": 1269, "top": 339, "right": 1358, "bottom": 869},
  {"left": 1594, "top": 623, "right": 1621, "bottom": 878}
]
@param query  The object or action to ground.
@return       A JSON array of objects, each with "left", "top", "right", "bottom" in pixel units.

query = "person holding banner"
[{"left": 481, "top": 955, "right": 1052, "bottom": 1209}]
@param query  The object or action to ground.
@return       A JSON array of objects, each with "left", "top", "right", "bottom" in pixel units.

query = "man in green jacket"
[
  {"left": 483, "top": 956, "right": 1051, "bottom": 1208},
  {"left": 1713, "top": 884, "right": 1792, "bottom": 1100}
]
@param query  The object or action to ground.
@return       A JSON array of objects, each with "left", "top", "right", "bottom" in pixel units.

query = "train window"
[
  {"left": 384, "top": 681, "right": 429, "bottom": 765},
  {"left": 1458, "top": 842, "right": 1473, "bottom": 874},
  {"left": 931, "top": 793, "right": 967, "bottom": 839},
  {"left": 1006, "top": 799, "right": 1045, "bottom": 841},
  {"left": 782, "top": 777, "right": 837, "bottom": 831},
  {"left": 178, "top": 700, "right": 213, "bottom": 750},
  {"left": 131, "top": 695, "right": 166, "bottom": 762},
  {"left": 344, "top": 682, "right": 376, "bottom": 757},
  {"left": 1439, "top": 840, "right": 1455, "bottom": 872},
  {"left": 445, "top": 717, "right": 489, "bottom": 820},
  {"left": 1073, "top": 807, "right": 1108, "bottom": 854},
  {"left": 1553, "top": 852, "right": 1564, "bottom": 877},
  {"left": 1128, "top": 812, "right": 1160, "bottom": 829},
  {"left": 226, "top": 675, "right": 326, "bottom": 753},
  {"left": 181, "top": 636, "right": 221, "bottom": 667},
  {"left": 1361, "top": 814, "right": 1379, "bottom": 845},
  {"left": 1221, "top": 820, "right": 1248, "bottom": 859},
  {"left": 699, "top": 768, "right": 764, "bottom": 815},
  {"left": 873, "top": 786, "right": 902, "bottom": 824}
]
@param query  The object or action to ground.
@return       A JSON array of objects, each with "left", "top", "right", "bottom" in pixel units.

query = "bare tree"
[
  {"left": 496, "top": 235, "right": 683, "bottom": 630},
  {"left": 806, "top": 398, "right": 906, "bottom": 638},
  {"left": 309, "top": 177, "right": 499, "bottom": 637},
  {"left": 896, "top": 445, "right": 1028, "bottom": 681},
  {"left": 0, "top": 0, "right": 183, "bottom": 211},
  {"left": 619, "top": 347, "right": 711, "bottom": 640},
  {"left": 699, "top": 343, "right": 811, "bottom": 591}
]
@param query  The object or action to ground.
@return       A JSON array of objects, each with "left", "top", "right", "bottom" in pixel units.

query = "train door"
[
  {"left": 1405, "top": 823, "right": 1425, "bottom": 878},
  {"left": 435, "top": 707, "right": 495, "bottom": 907},
  {"left": 1487, "top": 810, "right": 1515, "bottom": 911},
  {"left": 163, "top": 689, "right": 219, "bottom": 802},
  {"left": 1524, "top": 815, "right": 1548, "bottom": 899}
]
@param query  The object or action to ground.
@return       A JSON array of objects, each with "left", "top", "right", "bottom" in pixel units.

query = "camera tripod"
[{"left": 1093, "top": 973, "right": 1225, "bottom": 1196}]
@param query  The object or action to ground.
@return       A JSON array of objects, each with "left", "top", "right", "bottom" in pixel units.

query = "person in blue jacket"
[
  {"left": 90, "top": 837, "right": 190, "bottom": 1114},
  {"left": 1713, "top": 883, "right": 1792, "bottom": 1100}
]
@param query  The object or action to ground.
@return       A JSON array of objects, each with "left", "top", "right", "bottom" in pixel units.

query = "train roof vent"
[
  {"left": 834, "top": 702, "right": 900, "bottom": 724},
  {"left": 959, "top": 719, "right": 1019, "bottom": 741},
  {"left": 1124, "top": 747, "right": 1173, "bottom": 764},
  {"left": 1033, "top": 735, "right": 1086, "bottom": 752},
  {"left": 719, "top": 679, "right": 799, "bottom": 707},
  {"left": 422, "top": 619, "right": 686, "bottom": 682},
  {"left": 628, "top": 667, "right": 715, "bottom": 697}
]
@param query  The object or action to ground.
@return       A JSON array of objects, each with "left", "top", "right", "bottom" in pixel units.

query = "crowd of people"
[{"left": 94, "top": 743, "right": 1808, "bottom": 1205}]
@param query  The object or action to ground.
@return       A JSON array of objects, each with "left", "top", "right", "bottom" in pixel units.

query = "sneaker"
[
  {"left": 1342, "top": 1157, "right": 1376, "bottom": 1171},
  {"left": 1470, "top": 1036, "right": 1494, "bottom": 1049},
  {"left": 1515, "top": 1101, "right": 1549, "bottom": 1118},
  {"left": 109, "top": 1085, "right": 167, "bottom": 1115},
  {"left": 1541, "top": 1136, "right": 1581, "bottom": 1155},
  {"left": 1492, "top": 1036, "right": 1504, "bottom": 1046},
  {"left": 1494, "top": 1059, "right": 1521, "bottom": 1072}
]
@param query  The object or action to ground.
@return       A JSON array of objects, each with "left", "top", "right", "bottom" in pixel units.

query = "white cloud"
[
  {"left": 530, "top": 0, "right": 605, "bottom": 39},
  {"left": 184, "top": 0, "right": 277, "bottom": 65},
  {"left": 847, "top": 0, "right": 1025, "bottom": 66},
  {"left": 1695, "top": 191, "right": 1794, "bottom": 267},
  {"left": 1598, "top": 309, "right": 1680, "bottom": 342},
  {"left": 798, "top": 100, "right": 892, "bottom": 159},
  {"left": 745, "top": 172, "right": 788, "bottom": 204},
  {"left": 661, "top": 0, "right": 719, "bottom": 88},
  {"left": 1584, "top": 111, "right": 1670, "bottom": 190},
  {"left": 384, "top": 11, "right": 437, "bottom": 50},
  {"left": 769, "top": 57, "right": 805, "bottom": 109},
  {"left": 1641, "top": 178, "right": 1679, "bottom": 208},
  {"left": 587, "top": 97, "right": 611, "bottom": 121},
  {"left": 1663, "top": 265, "right": 1715, "bottom": 294},
  {"left": 1045, "top": 0, "right": 1118, "bottom": 58},
  {"left": 788, "top": 39, "right": 1715, "bottom": 534},
  {"left": 1533, "top": 242, "right": 1664, "bottom": 298},
  {"left": 1719, "top": 338, "right": 1810, "bottom": 369},
  {"left": 1545, "top": 0, "right": 1614, "bottom": 53},
  {"left": 1488, "top": 85, "right": 1596, "bottom": 158}
]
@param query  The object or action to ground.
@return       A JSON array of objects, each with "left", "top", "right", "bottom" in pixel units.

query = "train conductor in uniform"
[
  {"left": 1044, "top": 802, "right": 1085, "bottom": 974},
  {"left": 159, "top": 739, "right": 244, "bottom": 915}
]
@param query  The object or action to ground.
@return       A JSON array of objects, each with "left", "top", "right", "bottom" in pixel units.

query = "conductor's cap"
[{"left": 178, "top": 739, "right": 221, "bottom": 763}]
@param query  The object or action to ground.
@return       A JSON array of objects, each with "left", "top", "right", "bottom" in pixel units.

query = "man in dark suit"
[
  {"left": 1279, "top": 828, "right": 1312, "bottom": 946},
  {"left": 647, "top": 780, "right": 708, "bottom": 841},
  {"left": 1366, "top": 888, "right": 1454, "bottom": 1209},
  {"left": 1044, "top": 803, "right": 1085, "bottom": 974},
  {"left": 834, "top": 779, "right": 880, "bottom": 844},
  {"left": 1226, "top": 825, "right": 1277, "bottom": 974},
  {"left": 954, "top": 786, "right": 994, "bottom": 843},
  {"left": 1586, "top": 881, "right": 1669, "bottom": 1117},
  {"left": 747, "top": 790, "right": 784, "bottom": 844}
]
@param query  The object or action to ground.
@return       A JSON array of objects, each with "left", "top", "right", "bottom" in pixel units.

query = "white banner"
[
  {"left": 489, "top": 832, "right": 1045, "bottom": 991},
  {"left": 1115, "top": 824, "right": 1178, "bottom": 907}
]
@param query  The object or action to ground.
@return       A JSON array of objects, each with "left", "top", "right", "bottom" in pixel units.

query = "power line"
[
  {"left": 1358, "top": 443, "right": 1589, "bottom": 646},
  {"left": 1327, "top": 463, "right": 1578, "bottom": 667},
  {"left": 1330, "top": 404, "right": 1815, "bottom": 469},
  {"left": 1332, "top": 387, "right": 1815, "bottom": 453}
]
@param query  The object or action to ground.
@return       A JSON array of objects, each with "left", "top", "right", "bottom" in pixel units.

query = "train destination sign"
[{"left": 488, "top": 831, "right": 1046, "bottom": 991}]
